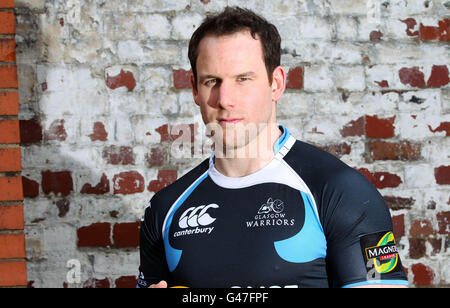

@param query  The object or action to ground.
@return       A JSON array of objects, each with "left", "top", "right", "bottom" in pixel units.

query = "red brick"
[
  {"left": 427, "top": 65, "right": 450, "bottom": 88},
  {"left": 286, "top": 67, "right": 303, "bottom": 89},
  {"left": 173, "top": 69, "right": 192, "bottom": 89},
  {"left": 0, "top": 12, "right": 15, "bottom": 35},
  {"left": 0, "top": 176, "right": 23, "bottom": 201},
  {"left": 400, "top": 18, "right": 419, "bottom": 37},
  {"left": 365, "top": 115, "right": 395, "bottom": 138},
  {"left": 410, "top": 219, "right": 435, "bottom": 237},
  {"left": 22, "top": 176, "right": 39, "bottom": 198},
  {"left": 113, "top": 221, "right": 140, "bottom": 247},
  {"left": 44, "top": 119, "right": 67, "bottom": 141},
  {"left": 0, "top": 91, "right": 19, "bottom": 115},
  {"left": 0, "top": 65, "right": 17, "bottom": 88},
  {"left": 55, "top": 198, "right": 69, "bottom": 217},
  {"left": 115, "top": 276, "right": 138, "bottom": 288},
  {"left": 0, "top": 147, "right": 21, "bottom": 172},
  {"left": 340, "top": 116, "right": 364, "bottom": 137},
  {"left": 0, "top": 261, "right": 27, "bottom": 287},
  {"left": 0, "top": 39, "right": 15, "bottom": 62},
  {"left": 106, "top": 69, "right": 136, "bottom": 91},
  {"left": 315, "top": 143, "right": 351, "bottom": 158},
  {"left": 103, "top": 145, "right": 134, "bottom": 165},
  {"left": 392, "top": 214, "right": 405, "bottom": 239},
  {"left": 19, "top": 119, "right": 43, "bottom": 144},
  {"left": 145, "top": 147, "right": 166, "bottom": 167},
  {"left": 41, "top": 170, "right": 73, "bottom": 197},
  {"left": 436, "top": 211, "right": 450, "bottom": 234},
  {"left": 170, "top": 123, "right": 197, "bottom": 143},
  {"left": 409, "top": 238, "right": 426, "bottom": 259},
  {"left": 155, "top": 124, "right": 169, "bottom": 142},
  {"left": 0, "top": 234, "right": 26, "bottom": 258},
  {"left": 80, "top": 173, "right": 110, "bottom": 195},
  {"left": 419, "top": 18, "right": 450, "bottom": 41},
  {"left": 357, "top": 168, "right": 402, "bottom": 189},
  {"left": 369, "top": 30, "right": 383, "bottom": 42},
  {"left": 77, "top": 222, "right": 111, "bottom": 247},
  {"left": 112, "top": 171, "right": 144, "bottom": 195},
  {"left": 1, "top": 1, "right": 15, "bottom": 9},
  {"left": 383, "top": 196, "right": 414, "bottom": 210},
  {"left": 83, "top": 278, "right": 110, "bottom": 288},
  {"left": 0, "top": 119, "right": 20, "bottom": 143},
  {"left": 398, "top": 67, "right": 426, "bottom": 88},
  {"left": 368, "top": 140, "right": 422, "bottom": 161},
  {"left": 428, "top": 122, "right": 450, "bottom": 136},
  {"left": 147, "top": 170, "right": 178, "bottom": 193},
  {"left": 0, "top": 204, "right": 24, "bottom": 230},
  {"left": 411, "top": 263, "right": 434, "bottom": 286},
  {"left": 375, "top": 80, "right": 389, "bottom": 88},
  {"left": 434, "top": 165, "right": 450, "bottom": 185},
  {"left": 88, "top": 122, "right": 108, "bottom": 141}
]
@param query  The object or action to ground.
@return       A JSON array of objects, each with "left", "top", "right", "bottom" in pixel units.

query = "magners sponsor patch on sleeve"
[{"left": 360, "top": 231, "right": 402, "bottom": 275}]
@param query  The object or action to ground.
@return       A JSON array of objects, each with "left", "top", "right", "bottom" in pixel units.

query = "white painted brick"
[
  {"left": 117, "top": 40, "right": 145, "bottom": 63},
  {"left": 329, "top": 0, "right": 368, "bottom": 15},
  {"left": 140, "top": 66, "right": 172, "bottom": 93},
  {"left": 404, "top": 164, "right": 436, "bottom": 188},
  {"left": 303, "top": 64, "right": 334, "bottom": 92},
  {"left": 336, "top": 16, "right": 358, "bottom": 41},
  {"left": 282, "top": 41, "right": 362, "bottom": 65},
  {"left": 127, "top": 0, "right": 190, "bottom": 13},
  {"left": 131, "top": 116, "right": 169, "bottom": 144},
  {"left": 303, "top": 115, "right": 352, "bottom": 143},
  {"left": 136, "top": 14, "right": 171, "bottom": 40},
  {"left": 366, "top": 64, "right": 398, "bottom": 90},
  {"left": 141, "top": 41, "right": 181, "bottom": 64},
  {"left": 387, "top": 0, "right": 436, "bottom": 17},
  {"left": 277, "top": 92, "right": 315, "bottom": 117},
  {"left": 93, "top": 251, "right": 139, "bottom": 276},
  {"left": 178, "top": 91, "right": 201, "bottom": 117},
  {"left": 172, "top": 13, "right": 204, "bottom": 40},
  {"left": 103, "top": 12, "right": 136, "bottom": 40},
  {"left": 398, "top": 89, "right": 442, "bottom": 113},
  {"left": 189, "top": 0, "right": 229, "bottom": 14},
  {"left": 334, "top": 65, "right": 366, "bottom": 91}
]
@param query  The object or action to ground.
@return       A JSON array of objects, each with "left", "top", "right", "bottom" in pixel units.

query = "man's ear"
[
  {"left": 271, "top": 66, "right": 286, "bottom": 102},
  {"left": 190, "top": 73, "right": 200, "bottom": 106}
]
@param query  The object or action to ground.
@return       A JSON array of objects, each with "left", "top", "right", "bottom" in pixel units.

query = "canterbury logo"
[{"left": 178, "top": 204, "right": 219, "bottom": 229}]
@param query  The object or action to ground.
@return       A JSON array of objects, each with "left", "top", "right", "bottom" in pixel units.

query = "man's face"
[{"left": 191, "top": 30, "right": 284, "bottom": 154}]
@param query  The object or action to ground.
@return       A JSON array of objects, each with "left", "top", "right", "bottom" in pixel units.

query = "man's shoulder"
[
  {"left": 149, "top": 158, "right": 210, "bottom": 208},
  {"left": 285, "top": 139, "right": 350, "bottom": 173},
  {"left": 284, "top": 139, "right": 369, "bottom": 190}
]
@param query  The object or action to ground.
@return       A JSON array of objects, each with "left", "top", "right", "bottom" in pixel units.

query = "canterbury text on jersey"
[{"left": 138, "top": 126, "right": 408, "bottom": 288}]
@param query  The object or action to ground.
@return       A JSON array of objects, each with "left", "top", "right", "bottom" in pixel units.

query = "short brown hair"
[{"left": 188, "top": 6, "right": 281, "bottom": 88}]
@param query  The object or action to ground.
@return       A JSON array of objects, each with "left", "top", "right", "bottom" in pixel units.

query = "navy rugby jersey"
[{"left": 138, "top": 126, "right": 408, "bottom": 288}]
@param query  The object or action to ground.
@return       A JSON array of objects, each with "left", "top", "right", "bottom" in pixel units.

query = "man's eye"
[
  {"left": 204, "top": 79, "right": 217, "bottom": 86},
  {"left": 237, "top": 77, "right": 250, "bottom": 83}
]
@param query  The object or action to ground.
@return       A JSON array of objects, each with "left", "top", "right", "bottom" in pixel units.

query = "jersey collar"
[{"left": 208, "top": 125, "right": 296, "bottom": 188}]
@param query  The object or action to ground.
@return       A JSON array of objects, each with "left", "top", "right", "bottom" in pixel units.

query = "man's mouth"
[{"left": 218, "top": 118, "right": 242, "bottom": 126}]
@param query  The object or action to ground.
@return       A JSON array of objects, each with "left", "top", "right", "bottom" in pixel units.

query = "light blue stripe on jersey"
[
  {"left": 273, "top": 191, "right": 327, "bottom": 263},
  {"left": 342, "top": 280, "right": 409, "bottom": 288},
  {"left": 163, "top": 171, "right": 209, "bottom": 272},
  {"left": 273, "top": 125, "right": 290, "bottom": 154}
]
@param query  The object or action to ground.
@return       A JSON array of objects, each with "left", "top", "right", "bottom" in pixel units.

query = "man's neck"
[{"left": 213, "top": 124, "right": 282, "bottom": 178}]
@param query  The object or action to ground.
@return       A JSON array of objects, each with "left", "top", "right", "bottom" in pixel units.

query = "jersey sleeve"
[
  {"left": 137, "top": 200, "right": 170, "bottom": 288},
  {"left": 322, "top": 167, "right": 408, "bottom": 288}
]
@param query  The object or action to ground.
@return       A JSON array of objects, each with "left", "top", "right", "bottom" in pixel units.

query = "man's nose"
[{"left": 217, "top": 80, "right": 235, "bottom": 110}]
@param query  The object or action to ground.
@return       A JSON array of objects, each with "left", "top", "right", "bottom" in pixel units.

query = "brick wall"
[
  {"left": 0, "top": 0, "right": 27, "bottom": 287},
  {"left": 11, "top": 0, "right": 450, "bottom": 287}
]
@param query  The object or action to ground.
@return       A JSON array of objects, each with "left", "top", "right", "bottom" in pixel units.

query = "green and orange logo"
[{"left": 364, "top": 232, "right": 399, "bottom": 274}]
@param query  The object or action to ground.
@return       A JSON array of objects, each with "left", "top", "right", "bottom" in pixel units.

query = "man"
[{"left": 137, "top": 7, "right": 408, "bottom": 288}]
